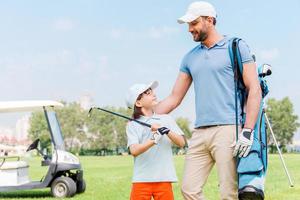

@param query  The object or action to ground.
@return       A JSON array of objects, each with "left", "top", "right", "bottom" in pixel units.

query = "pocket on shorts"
[
  {"left": 226, "top": 125, "right": 239, "bottom": 148},
  {"left": 188, "top": 129, "right": 202, "bottom": 149}
]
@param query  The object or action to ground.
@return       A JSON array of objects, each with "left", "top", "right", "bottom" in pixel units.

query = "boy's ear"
[{"left": 135, "top": 100, "right": 142, "bottom": 108}]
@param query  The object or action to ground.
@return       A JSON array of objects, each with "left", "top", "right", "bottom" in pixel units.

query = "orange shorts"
[{"left": 130, "top": 182, "right": 174, "bottom": 200}]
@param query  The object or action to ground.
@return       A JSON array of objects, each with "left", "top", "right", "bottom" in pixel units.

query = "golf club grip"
[{"left": 92, "top": 107, "right": 151, "bottom": 128}]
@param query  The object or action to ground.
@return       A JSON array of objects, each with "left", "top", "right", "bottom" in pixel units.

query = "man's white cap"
[
  {"left": 177, "top": 1, "right": 217, "bottom": 24},
  {"left": 125, "top": 81, "right": 158, "bottom": 109}
]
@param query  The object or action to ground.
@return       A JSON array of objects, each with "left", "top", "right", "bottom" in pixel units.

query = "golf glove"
[
  {"left": 157, "top": 127, "right": 170, "bottom": 135},
  {"left": 233, "top": 128, "right": 254, "bottom": 158},
  {"left": 151, "top": 132, "right": 162, "bottom": 144}
]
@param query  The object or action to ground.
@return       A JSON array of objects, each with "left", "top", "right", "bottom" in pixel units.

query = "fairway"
[{"left": 0, "top": 154, "right": 299, "bottom": 200}]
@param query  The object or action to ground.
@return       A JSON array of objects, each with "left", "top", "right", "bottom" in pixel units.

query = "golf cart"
[{"left": 0, "top": 101, "right": 85, "bottom": 198}]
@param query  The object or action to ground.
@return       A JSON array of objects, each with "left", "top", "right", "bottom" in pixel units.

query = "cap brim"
[
  {"left": 126, "top": 81, "right": 159, "bottom": 109},
  {"left": 177, "top": 14, "right": 199, "bottom": 24},
  {"left": 148, "top": 81, "right": 158, "bottom": 90},
  {"left": 137, "top": 81, "right": 159, "bottom": 97}
]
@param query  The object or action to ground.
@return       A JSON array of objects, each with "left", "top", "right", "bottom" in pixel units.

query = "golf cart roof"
[{"left": 0, "top": 100, "right": 64, "bottom": 113}]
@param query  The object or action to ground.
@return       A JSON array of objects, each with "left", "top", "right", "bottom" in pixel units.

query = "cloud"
[
  {"left": 148, "top": 26, "right": 179, "bottom": 39},
  {"left": 110, "top": 29, "right": 123, "bottom": 39},
  {"left": 76, "top": 53, "right": 112, "bottom": 81},
  {"left": 108, "top": 26, "right": 180, "bottom": 40},
  {"left": 259, "top": 48, "right": 279, "bottom": 62},
  {"left": 99, "top": 56, "right": 108, "bottom": 68},
  {"left": 53, "top": 18, "right": 75, "bottom": 31}
]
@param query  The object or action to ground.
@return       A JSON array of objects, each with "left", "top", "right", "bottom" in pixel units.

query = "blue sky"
[{"left": 1, "top": 0, "right": 300, "bottom": 129}]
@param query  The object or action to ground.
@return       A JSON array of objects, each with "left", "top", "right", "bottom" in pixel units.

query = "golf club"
[
  {"left": 88, "top": 107, "right": 151, "bottom": 128},
  {"left": 88, "top": 106, "right": 189, "bottom": 148},
  {"left": 88, "top": 107, "right": 188, "bottom": 148},
  {"left": 265, "top": 112, "right": 294, "bottom": 187}
]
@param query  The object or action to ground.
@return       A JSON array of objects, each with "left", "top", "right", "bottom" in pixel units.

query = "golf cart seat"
[
  {"left": 0, "top": 157, "right": 29, "bottom": 186},
  {"left": 0, "top": 160, "right": 28, "bottom": 170}
]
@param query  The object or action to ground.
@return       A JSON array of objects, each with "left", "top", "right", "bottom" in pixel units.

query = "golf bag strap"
[
  {"left": 228, "top": 37, "right": 246, "bottom": 140},
  {"left": 229, "top": 38, "right": 245, "bottom": 87}
]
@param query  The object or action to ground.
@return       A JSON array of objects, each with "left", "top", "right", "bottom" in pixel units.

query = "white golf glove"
[
  {"left": 151, "top": 131, "right": 162, "bottom": 144},
  {"left": 233, "top": 128, "right": 254, "bottom": 158}
]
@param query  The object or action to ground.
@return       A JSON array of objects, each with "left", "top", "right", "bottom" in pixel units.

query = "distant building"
[
  {"left": 16, "top": 115, "right": 30, "bottom": 141},
  {"left": 0, "top": 116, "right": 31, "bottom": 155},
  {"left": 79, "top": 94, "right": 94, "bottom": 110},
  {"left": 0, "top": 126, "right": 15, "bottom": 146}
]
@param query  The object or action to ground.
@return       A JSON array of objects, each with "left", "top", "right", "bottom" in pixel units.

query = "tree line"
[
  {"left": 28, "top": 102, "right": 192, "bottom": 155},
  {"left": 28, "top": 97, "right": 299, "bottom": 155}
]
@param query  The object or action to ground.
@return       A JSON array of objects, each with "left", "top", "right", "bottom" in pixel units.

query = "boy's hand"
[
  {"left": 157, "top": 127, "right": 170, "bottom": 135},
  {"left": 151, "top": 123, "right": 161, "bottom": 132},
  {"left": 151, "top": 132, "right": 162, "bottom": 144}
]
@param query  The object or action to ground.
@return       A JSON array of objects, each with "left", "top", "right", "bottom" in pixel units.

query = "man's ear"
[{"left": 206, "top": 16, "right": 214, "bottom": 26}]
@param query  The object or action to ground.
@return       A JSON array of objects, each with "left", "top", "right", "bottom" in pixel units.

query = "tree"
[
  {"left": 28, "top": 111, "right": 51, "bottom": 153},
  {"left": 86, "top": 106, "right": 131, "bottom": 154},
  {"left": 55, "top": 102, "right": 87, "bottom": 153},
  {"left": 112, "top": 107, "right": 132, "bottom": 151},
  {"left": 266, "top": 97, "right": 300, "bottom": 153},
  {"left": 176, "top": 117, "right": 192, "bottom": 139},
  {"left": 28, "top": 102, "right": 87, "bottom": 154}
]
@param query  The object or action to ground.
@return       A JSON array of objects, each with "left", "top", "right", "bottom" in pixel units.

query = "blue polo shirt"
[
  {"left": 126, "top": 114, "right": 184, "bottom": 183},
  {"left": 180, "top": 36, "right": 254, "bottom": 128}
]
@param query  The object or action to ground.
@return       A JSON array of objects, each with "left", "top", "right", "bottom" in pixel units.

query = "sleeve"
[
  {"left": 179, "top": 54, "right": 191, "bottom": 76},
  {"left": 238, "top": 40, "right": 254, "bottom": 64},
  {"left": 126, "top": 123, "right": 139, "bottom": 148},
  {"left": 166, "top": 115, "right": 185, "bottom": 136}
]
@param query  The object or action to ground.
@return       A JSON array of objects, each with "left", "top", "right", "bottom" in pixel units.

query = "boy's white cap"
[
  {"left": 177, "top": 1, "right": 217, "bottom": 24},
  {"left": 125, "top": 81, "right": 158, "bottom": 109}
]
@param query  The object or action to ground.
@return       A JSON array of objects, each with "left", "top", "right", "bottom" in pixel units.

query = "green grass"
[{"left": 0, "top": 154, "right": 299, "bottom": 200}]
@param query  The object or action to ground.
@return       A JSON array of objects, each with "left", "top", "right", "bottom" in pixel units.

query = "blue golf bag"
[{"left": 229, "top": 38, "right": 270, "bottom": 200}]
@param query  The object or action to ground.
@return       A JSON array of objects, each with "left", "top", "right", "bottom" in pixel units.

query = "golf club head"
[
  {"left": 88, "top": 107, "right": 94, "bottom": 117},
  {"left": 252, "top": 54, "right": 256, "bottom": 62},
  {"left": 258, "top": 64, "right": 272, "bottom": 77}
]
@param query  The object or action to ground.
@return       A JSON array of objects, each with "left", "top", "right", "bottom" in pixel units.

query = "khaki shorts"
[{"left": 181, "top": 125, "right": 238, "bottom": 200}]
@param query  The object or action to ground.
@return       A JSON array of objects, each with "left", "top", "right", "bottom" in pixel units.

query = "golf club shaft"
[
  {"left": 264, "top": 112, "right": 294, "bottom": 187},
  {"left": 89, "top": 107, "right": 151, "bottom": 128},
  {"left": 89, "top": 107, "right": 188, "bottom": 148}
]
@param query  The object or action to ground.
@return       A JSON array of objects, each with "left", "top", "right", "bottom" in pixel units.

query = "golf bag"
[{"left": 229, "top": 38, "right": 269, "bottom": 200}]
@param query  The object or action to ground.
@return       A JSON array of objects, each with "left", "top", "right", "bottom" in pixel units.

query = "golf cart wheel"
[
  {"left": 51, "top": 177, "right": 77, "bottom": 198},
  {"left": 76, "top": 179, "right": 86, "bottom": 193}
]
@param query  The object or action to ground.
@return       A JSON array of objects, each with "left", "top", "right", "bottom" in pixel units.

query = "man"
[{"left": 155, "top": 1, "right": 262, "bottom": 200}]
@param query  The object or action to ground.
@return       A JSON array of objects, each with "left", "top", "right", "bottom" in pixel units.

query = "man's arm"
[
  {"left": 233, "top": 62, "right": 262, "bottom": 157},
  {"left": 155, "top": 72, "right": 192, "bottom": 114},
  {"left": 243, "top": 62, "right": 262, "bottom": 129}
]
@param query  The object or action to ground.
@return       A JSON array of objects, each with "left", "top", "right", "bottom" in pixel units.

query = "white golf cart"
[{"left": 0, "top": 101, "right": 85, "bottom": 198}]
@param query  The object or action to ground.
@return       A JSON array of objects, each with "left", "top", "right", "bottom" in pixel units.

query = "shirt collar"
[
  {"left": 215, "top": 35, "right": 229, "bottom": 46},
  {"left": 200, "top": 35, "right": 229, "bottom": 49},
  {"left": 139, "top": 113, "right": 160, "bottom": 121}
]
